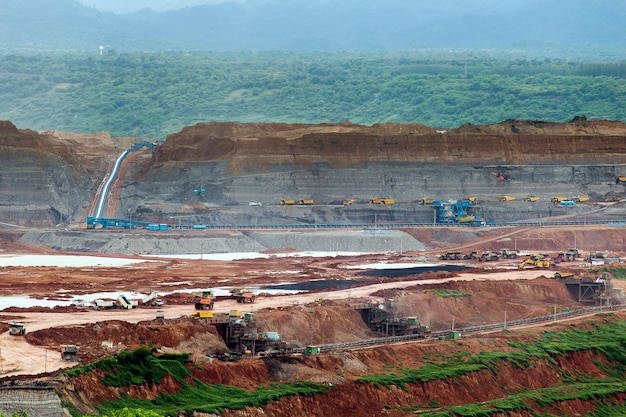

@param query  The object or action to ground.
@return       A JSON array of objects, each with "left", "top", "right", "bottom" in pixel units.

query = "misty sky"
[{"left": 76, "top": 0, "right": 244, "bottom": 13}]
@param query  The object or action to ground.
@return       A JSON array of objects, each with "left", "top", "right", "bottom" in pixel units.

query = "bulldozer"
[{"left": 518, "top": 257, "right": 551, "bottom": 269}]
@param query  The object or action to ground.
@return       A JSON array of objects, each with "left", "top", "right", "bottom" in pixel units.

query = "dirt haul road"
[{"left": 0, "top": 267, "right": 575, "bottom": 377}]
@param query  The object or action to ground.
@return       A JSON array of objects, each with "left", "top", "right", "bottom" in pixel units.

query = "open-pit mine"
[{"left": 0, "top": 119, "right": 625, "bottom": 416}]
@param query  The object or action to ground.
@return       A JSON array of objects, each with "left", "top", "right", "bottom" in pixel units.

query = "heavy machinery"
[
  {"left": 518, "top": 257, "right": 551, "bottom": 269},
  {"left": 554, "top": 271, "right": 574, "bottom": 279},
  {"left": 524, "top": 196, "right": 540, "bottom": 202},
  {"left": 117, "top": 294, "right": 134, "bottom": 309},
  {"left": 501, "top": 249, "right": 519, "bottom": 259},
  {"left": 557, "top": 248, "right": 580, "bottom": 262},
  {"left": 298, "top": 199, "right": 314, "bottom": 205},
  {"left": 440, "top": 251, "right": 463, "bottom": 260},
  {"left": 8, "top": 321, "right": 25, "bottom": 336},
  {"left": 369, "top": 198, "right": 395, "bottom": 204},
  {"left": 231, "top": 288, "right": 256, "bottom": 303},
  {"left": 604, "top": 196, "right": 622, "bottom": 202},
  {"left": 142, "top": 291, "right": 163, "bottom": 306},
  {"left": 479, "top": 251, "right": 500, "bottom": 261},
  {"left": 491, "top": 172, "right": 511, "bottom": 181},
  {"left": 432, "top": 199, "right": 484, "bottom": 225},
  {"left": 192, "top": 311, "right": 214, "bottom": 320},
  {"left": 193, "top": 290, "right": 215, "bottom": 310},
  {"left": 463, "top": 251, "right": 480, "bottom": 260},
  {"left": 498, "top": 195, "right": 516, "bottom": 202},
  {"left": 60, "top": 345, "right": 80, "bottom": 362},
  {"left": 342, "top": 199, "right": 356, "bottom": 205},
  {"left": 551, "top": 196, "right": 569, "bottom": 204},
  {"left": 419, "top": 198, "right": 434, "bottom": 205},
  {"left": 616, "top": 176, "right": 626, "bottom": 184},
  {"left": 405, "top": 317, "right": 431, "bottom": 336},
  {"left": 94, "top": 299, "right": 117, "bottom": 310},
  {"left": 572, "top": 196, "right": 590, "bottom": 203},
  {"left": 462, "top": 196, "right": 477, "bottom": 203},
  {"left": 280, "top": 199, "right": 296, "bottom": 205}
]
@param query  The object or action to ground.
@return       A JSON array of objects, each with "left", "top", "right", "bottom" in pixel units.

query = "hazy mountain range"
[{"left": 1, "top": 0, "right": 625, "bottom": 53}]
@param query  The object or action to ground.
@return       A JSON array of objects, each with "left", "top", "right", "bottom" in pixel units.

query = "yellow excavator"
[{"left": 518, "top": 256, "right": 551, "bottom": 269}]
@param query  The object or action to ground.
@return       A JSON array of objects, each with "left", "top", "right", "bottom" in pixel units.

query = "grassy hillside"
[{"left": 1, "top": 51, "right": 625, "bottom": 138}]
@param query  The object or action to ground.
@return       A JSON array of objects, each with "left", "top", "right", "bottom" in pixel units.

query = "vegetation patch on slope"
[
  {"left": 66, "top": 347, "right": 327, "bottom": 416},
  {"left": 356, "top": 316, "right": 626, "bottom": 415}
]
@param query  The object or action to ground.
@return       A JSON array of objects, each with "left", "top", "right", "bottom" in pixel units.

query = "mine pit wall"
[
  {"left": 126, "top": 160, "right": 626, "bottom": 226},
  {"left": 0, "top": 386, "right": 68, "bottom": 417}
]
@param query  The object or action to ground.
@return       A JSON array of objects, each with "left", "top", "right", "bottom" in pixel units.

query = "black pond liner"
[
  {"left": 258, "top": 264, "right": 469, "bottom": 292},
  {"left": 356, "top": 264, "right": 469, "bottom": 278}
]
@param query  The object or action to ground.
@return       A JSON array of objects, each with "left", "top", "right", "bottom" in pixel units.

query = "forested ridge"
[{"left": 1, "top": 51, "right": 625, "bottom": 138}]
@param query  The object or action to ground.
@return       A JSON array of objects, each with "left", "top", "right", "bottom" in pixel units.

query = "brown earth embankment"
[{"left": 152, "top": 120, "right": 626, "bottom": 174}]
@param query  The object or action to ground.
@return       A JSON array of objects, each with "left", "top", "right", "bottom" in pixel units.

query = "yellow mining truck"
[
  {"left": 498, "top": 195, "right": 516, "bottom": 202},
  {"left": 571, "top": 196, "right": 590, "bottom": 203},
  {"left": 192, "top": 311, "right": 214, "bottom": 320},
  {"left": 501, "top": 249, "right": 519, "bottom": 259},
  {"left": 231, "top": 288, "right": 256, "bottom": 304},
  {"left": 370, "top": 198, "right": 395, "bottom": 204},
  {"left": 280, "top": 199, "right": 296, "bottom": 205},
  {"left": 192, "top": 290, "right": 215, "bottom": 310},
  {"left": 554, "top": 271, "right": 575, "bottom": 279},
  {"left": 440, "top": 251, "right": 463, "bottom": 260},
  {"left": 479, "top": 251, "right": 500, "bottom": 261},
  {"left": 524, "top": 195, "right": 540, "bottom": 202},
  {"left": 298, "top": 199, "right": 314, "bottom": 205}
]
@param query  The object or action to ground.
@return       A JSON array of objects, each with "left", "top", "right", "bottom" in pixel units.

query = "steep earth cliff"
[{"left": 2, "top": 119, "right": 626, "bottom": 254}]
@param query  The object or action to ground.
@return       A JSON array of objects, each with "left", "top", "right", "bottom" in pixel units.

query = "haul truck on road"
[
  {"left": 9, "top": 321, "right": 26, "bottom": 336},
  {"left": 193, "top": 290, "right": 215, "bottom": 310}
]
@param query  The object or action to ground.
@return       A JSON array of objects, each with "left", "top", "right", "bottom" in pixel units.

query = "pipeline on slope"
[{"left": 88, "top": 141, "right": 156, "bottom": 228}]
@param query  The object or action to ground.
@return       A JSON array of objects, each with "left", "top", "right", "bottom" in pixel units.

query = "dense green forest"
[{"left": 1, "top": 51, "right": 625, "bottom": 138}]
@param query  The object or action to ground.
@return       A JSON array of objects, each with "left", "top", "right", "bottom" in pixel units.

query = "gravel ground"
[{"left": 19, "top": 228, "right": 426, "bottom": 255}]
